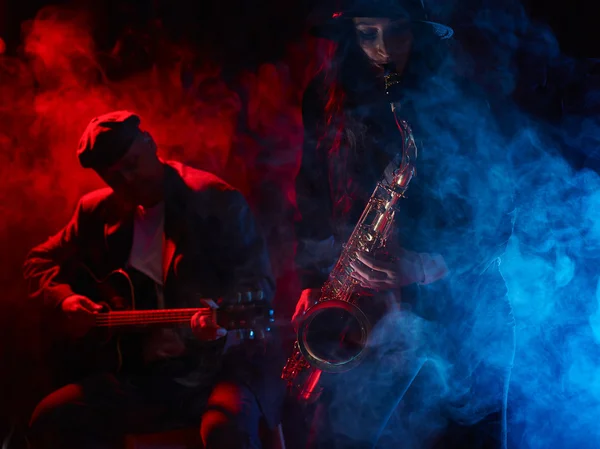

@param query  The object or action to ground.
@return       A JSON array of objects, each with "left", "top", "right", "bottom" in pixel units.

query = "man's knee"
[
  {"left": 201, "top": 409, "right": 253, "bottom": 449},
  {"left": 200, "top": 381, "right": 262, "bottom": 449},
  {"left": 29, "top": 383, "right": 86, "bottom": 434},
  {"left": 28, "top": 383, "right": 99, "bottom": 449}
]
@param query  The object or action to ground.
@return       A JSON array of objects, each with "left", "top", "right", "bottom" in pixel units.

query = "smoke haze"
[{"left": 1, "top": 2, "right": 600, "bottom": 448}]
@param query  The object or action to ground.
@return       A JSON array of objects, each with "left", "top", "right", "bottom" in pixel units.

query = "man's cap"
[{"left": 77, "top": 110, "right": 142, "bottom": 169}]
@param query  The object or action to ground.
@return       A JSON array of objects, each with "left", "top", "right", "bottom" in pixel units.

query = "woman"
[{"left": 292, "top": 1, "right": 516, "bottom": 448}]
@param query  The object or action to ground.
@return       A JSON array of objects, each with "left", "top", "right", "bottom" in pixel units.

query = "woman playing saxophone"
[{"left": 289, "top": 1, "right": 516, "bottom": 448}]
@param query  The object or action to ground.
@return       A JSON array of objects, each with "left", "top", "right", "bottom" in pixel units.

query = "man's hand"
[
  {"left": 191, "top": 304, "right": 228, "bottom": 342},
  {"left": 349, "top": 249, "right": 425, "bottom": 290},
  {"left": 291, "top": 288, "right": 321, "bottom": 331},
  {"left": 60, "top": 294, "right": 102, "bottom": 338}
]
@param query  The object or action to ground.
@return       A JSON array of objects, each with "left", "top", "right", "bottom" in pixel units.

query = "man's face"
[
  {"left": 353, "top": 17, "right": 413, "bottom": 74},
  {"left": 97, "top": 132, "right": 162, "bottom": 205}
]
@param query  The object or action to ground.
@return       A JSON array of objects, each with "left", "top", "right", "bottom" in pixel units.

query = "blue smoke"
[
  {"left": 467, "top": 2, "right": 600, "bottom": 448},
  {"left": 318, "top": 1, "right": 600, "bottom": 448}
]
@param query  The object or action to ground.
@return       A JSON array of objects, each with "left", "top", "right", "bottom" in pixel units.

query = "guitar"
[{"left": 56, "top": 264, "right": 274, "bottom": 375}]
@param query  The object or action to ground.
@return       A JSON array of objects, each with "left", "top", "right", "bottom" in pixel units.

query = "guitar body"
[
  {"left": 53, "top": 264, "right": 274, "bottom": 382},
  {"left": 61, "top": 266, "right": 143, "bottom": 376}
]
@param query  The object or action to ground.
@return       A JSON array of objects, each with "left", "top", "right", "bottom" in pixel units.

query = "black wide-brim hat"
[{"left": 310, "top": 0, "right": 454, "bottom": 41}]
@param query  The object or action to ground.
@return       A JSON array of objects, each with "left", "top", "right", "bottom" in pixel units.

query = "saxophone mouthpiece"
[{"left": 383, "top": 63, "right": 403, "bottom": 111}]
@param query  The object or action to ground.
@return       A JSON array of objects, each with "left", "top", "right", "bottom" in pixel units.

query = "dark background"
[
  {"left": 3, "top": 0, "right": 600, "bottom": 58},
  {"left": 1, "top": 0, "right": 599, "bottom": 445}
]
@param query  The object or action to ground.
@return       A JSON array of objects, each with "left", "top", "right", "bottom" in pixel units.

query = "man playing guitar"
[{"left": 24, "top": 110, "right": 284, "bottom": 449}]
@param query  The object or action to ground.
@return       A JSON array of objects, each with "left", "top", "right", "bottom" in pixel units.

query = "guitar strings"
[
  {"left": 96, "top": 319, "right": 197, "bottom": 326},
  {"left": 93, "top": 309, "right": 254, "bottom": 327},
  {"left": 98, "top": 308, "right": 212, "bottom": 315},
  {"left": 95, "top": 316, "right": 212, "bottom": 325},
  {"left": 94, "top": 317, "right": 285, "bottom": 328}
]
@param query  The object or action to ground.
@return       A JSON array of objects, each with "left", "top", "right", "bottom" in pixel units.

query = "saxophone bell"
[
  {"left": 297, "top": 299, "right": 371, "bottom": 373},
  {"left": 282, "top": 299, "right": 371, "bottom": 404}
]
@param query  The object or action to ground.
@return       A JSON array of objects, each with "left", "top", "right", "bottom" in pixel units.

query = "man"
[{"left": 24, "top": 110, "right": 284, "bottom": 449}]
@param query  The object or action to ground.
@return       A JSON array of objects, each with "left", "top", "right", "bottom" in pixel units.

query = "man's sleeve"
[
  {"left": 212, "top": 189, "right": 275, "bottom": 303},
  {"left": 23, "top": 199, "right": 87, "bottom": 309}
]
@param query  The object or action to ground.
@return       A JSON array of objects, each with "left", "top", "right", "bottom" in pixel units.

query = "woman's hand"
[
  {"left": 291, "top": 288, "right": 321, "bottom": 331},
  {"left": 349, "top": 248, "right": 431, "bottom": 290}
]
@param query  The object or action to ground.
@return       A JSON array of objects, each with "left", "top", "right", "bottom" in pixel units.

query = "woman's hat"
[{"left": 310, "top": 0, "right": 454, "bottom": 41}]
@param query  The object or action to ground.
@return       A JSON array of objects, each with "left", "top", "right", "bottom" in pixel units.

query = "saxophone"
[{"left": 282, "top": 64, "right": 418, "bottom": 403}]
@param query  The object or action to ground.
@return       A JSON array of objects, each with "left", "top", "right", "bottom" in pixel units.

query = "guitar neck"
[
  {"left": 79, "top": 265, "right": 272, "bottom": 335},
  {"left": 94, "top": 308, "right": 207, "bottom": 328}
]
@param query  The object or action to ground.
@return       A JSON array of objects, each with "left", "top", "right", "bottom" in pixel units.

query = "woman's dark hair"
[{"left": 314, "top": 18, "right": 450, "bottom": 155}]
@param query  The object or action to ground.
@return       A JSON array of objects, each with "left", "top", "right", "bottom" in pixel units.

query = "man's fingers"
[
  {"left": 191, "top": 312, "right": 227, "bottom": 341},
  {"left": 204, "top": 325, "right": 227, "bottom": 340},
  {"left": 78, "top": 297, "right": 102, "bottom": 312},
  {"left": 193, "top": 312, "right": 217, "bottom": 326}
]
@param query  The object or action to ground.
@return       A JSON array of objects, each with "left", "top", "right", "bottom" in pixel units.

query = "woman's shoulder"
[
  {"left": 303, "top": 74, "right": 328, "bottom": 109},
  {"left": 302, "top": 74, "right": 331, "bottom": 131}
]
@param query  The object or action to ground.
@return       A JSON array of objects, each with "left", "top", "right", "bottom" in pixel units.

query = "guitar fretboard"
[{"left": 94, "top": 308, "right": 210, "bottom": 327}]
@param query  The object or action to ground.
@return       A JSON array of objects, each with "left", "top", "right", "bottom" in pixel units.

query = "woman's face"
[{"left": 353, "top": 17, "right": 413, "bottom": 74}]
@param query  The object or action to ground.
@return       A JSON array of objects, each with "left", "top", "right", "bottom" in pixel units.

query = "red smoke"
[
  {"left": 0, "top": 3, "right": 325, "bottom": 415},
  {"left": 0, "top": 5, "right": 324, "bottom": 301}
]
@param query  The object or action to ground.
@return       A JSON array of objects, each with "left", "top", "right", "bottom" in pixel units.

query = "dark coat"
[{"left": 23, "top": 161, "right": 285, "bottom": 428}]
